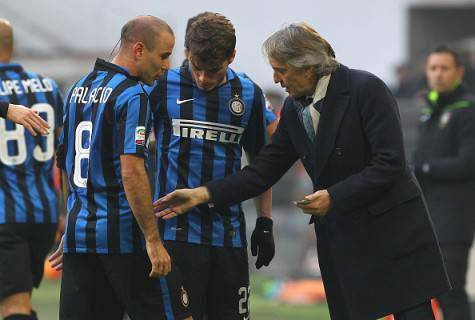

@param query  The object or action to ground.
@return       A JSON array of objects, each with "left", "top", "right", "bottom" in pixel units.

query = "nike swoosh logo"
[
  {"left": 176, "top": 98, "right": 194, "bottom": 105},
  {"left": 263, "top": 230, "right": 270, "bottom": 233}
]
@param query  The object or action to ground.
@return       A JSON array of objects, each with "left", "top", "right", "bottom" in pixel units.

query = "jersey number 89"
[{"left": 0, "top": 103, "right": 55, "bottom": 166}]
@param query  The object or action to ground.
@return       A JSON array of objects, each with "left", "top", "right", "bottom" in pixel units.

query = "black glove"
[{"left": 251, "top": 217, "right": 275, "bottom": 269}]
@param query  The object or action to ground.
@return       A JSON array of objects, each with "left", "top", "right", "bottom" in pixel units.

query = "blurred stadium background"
[{"left": 5, "top": 0, "right": 475, "bottom": 318}]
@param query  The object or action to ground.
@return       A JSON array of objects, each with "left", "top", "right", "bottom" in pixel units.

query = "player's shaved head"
[
  {"left": 0, "top": 19, "right": 13, "bottom": 60},
  {"left": 120, "top": 15, "right": 173, "bottom": 50}
]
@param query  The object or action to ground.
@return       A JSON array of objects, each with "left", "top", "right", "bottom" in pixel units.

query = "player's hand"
[
  {"left": 48, "top": 235, "right": 64, "bottom": 271},
  {"left": 251, "top": 217, "right": 275, "bottom": 269},
  {"left": 154, "top": 186, "right": 211, "bottom": 220},
  {"left": 294, "top": 189, "right": 331, "bottom": 216},
  {"left": 146, "top": 238, "right": 171, "bottom": 277},
  {"left": 6, "top": 104, "right": 50, "bottom": 136}
]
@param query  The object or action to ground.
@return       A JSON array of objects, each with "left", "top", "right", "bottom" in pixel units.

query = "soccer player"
[
  {"left": 150, "top": 12, "right": 274, "bottom": 320},
  {"left": 50, "top": 16, "right": 192, "bottom": 320},
  {"left": 0, "top": 19, "right": 63, "bottom": 320}
]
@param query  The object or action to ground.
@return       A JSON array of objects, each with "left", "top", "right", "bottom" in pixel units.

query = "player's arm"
[
  {"left": 245, "top": 151, "right": 275, "bottom": 269},
  {"left": 119, "top": 93, "right": 170, "bottom": 277},
  {"left": 54, "top": 124, "right": 66, "bottom": 238},
  {"left": 245, "top": 151, "right": 272, "bottom": 220},
  {"left": 0, "top": 101, "right": 50, "bottom": 135},
  {"left": 48, "top": 144, "right": 67, "bottom": 271},
  {"left": 243, "top": 90, "right": 276, "bottom": 269},
  {"left": 53, "top": 82, "right": 66, "bottom": 241},
  {"left": 121, "top": 154, "right": 171, "bottom": 277}
]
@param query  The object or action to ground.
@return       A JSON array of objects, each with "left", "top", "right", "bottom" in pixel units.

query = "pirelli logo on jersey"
[{"left": 172, "top": 119, "right": 244, "bottom": 144}]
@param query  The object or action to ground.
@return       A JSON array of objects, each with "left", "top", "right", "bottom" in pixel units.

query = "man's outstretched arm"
[{"left": 0, "top": 101, "right": 50, "bottom": 135}]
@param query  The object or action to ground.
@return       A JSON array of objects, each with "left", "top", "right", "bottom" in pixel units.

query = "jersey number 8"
[{"left": 73, "top": 121, "right": 92, "bottom": 188}]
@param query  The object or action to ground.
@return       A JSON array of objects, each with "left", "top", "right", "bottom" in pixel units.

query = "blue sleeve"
[
  {"left": 117, "top": 93, "right": 151, "bottom": 157},
  {"left": 242, "top": 86, "right": 267, "bottom": 154},
  {"left": 264, "top": 98, "right": 278, "bottom": 125}
]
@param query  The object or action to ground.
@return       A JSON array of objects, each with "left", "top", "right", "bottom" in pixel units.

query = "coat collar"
[{"left": 286, "top": 64, "right": 350, "bottom": 181}]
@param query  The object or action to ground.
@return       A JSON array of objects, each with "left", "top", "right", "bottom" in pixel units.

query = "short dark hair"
[
  {"left": 429, "top": 45, "right": 462, "bottom": 67},
  {"left": 120, "top": 15, "right": 173, "bottom": 50},
  {"left": 185, "top": 12, "right": 236, "bottom": 67},
  {"left": 185, "top": 12, "right": 211, "bottom": 46}
]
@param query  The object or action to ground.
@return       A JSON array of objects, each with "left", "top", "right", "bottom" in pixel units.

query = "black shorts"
[
  {"left": 0, "top": 223, "right": 56, "bottom": 300},
  {"left": 164, "top": 241, "right": 250, "bottom": 320},
  {"left": 59, "top": 252, "right": 192, "bottom": 320}
]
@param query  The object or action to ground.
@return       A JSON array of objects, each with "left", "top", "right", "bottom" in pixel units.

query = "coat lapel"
[
  {"left": 313, "top": 65, "right": 351, "bottom": 181},
  {"left": 281, "top": 100, "right": 316, "bottom": 179}
]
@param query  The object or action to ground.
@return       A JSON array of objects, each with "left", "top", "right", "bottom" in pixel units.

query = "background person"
[{"left": 414, "top": 45, "right": 475, "bottom": 320}]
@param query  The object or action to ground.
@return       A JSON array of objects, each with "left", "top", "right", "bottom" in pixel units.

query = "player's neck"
[{"left": 111, "top": 54, "right": 139, "bottom": 78}]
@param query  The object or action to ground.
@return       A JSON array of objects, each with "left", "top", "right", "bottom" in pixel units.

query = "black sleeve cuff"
[
  {"left": 0, "top": 102, "right": 9, "bottom": 119},
  {"left": 256, "top": 216, "right": 273, "bottom": 229},
  {"left": 205, "top": 180, "right": 227, "bottom": 209}
]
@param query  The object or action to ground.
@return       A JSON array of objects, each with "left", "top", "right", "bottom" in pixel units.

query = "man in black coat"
[
  {"left": 155, "top": 23, "right": 451, "bottom": 320},
  {"left": 413, "top": 46, "right": 475, "bottom": 320}
]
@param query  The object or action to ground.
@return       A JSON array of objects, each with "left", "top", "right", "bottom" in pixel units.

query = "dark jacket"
[
  {"left": 414, "top": 85, "right": 475, "bottom": 244},
  {"left": 207, "top": 65, "right": 450, "bottom": 320}
]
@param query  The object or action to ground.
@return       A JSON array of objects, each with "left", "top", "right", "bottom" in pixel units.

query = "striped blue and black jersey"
[
  {"left": 0, "top": 63, "right": 63, "bottom": 224},
  {"left": 59, "top": 59, "right": 151, "bottom": 254},
  {"left": 150, "top": 61, "right": 267, "bottom": 248},
  {"left": 264, "top": 97, "right": 277, "bottom": 125},
  {"left": 239, "top": 72, "right": 277, "bottom": 126}
]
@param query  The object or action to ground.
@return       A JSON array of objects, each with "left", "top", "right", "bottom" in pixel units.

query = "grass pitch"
[{"left": 33, "top": 278, "right": 331, "bottom": 320}]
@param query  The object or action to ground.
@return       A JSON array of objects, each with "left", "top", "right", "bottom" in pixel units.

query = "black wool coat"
[{"left": 207, "top": 64, "right": 450, "bottom": 320}]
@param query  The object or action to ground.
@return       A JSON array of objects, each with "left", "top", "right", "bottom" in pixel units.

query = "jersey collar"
[
  {"left": 179, "top": 59, "right": 236, "bottom": 87},
  {"left": 94, "top": 58, "right": 141, "bottom": 82},
  {"left": 0, "top": 62, "right": 23, "bottom": 72}
]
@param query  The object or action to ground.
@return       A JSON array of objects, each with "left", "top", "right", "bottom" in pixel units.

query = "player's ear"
[{"left": 133, "top": 41, "right": 145, "bottom": 60}]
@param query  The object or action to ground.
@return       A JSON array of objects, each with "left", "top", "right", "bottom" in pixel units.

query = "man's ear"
[
  {"left": 133, "top": 41, "right": 145, "bottom": 60},
  {"left": 305, "top": 66, "right": 316, "bottom": 79}
]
